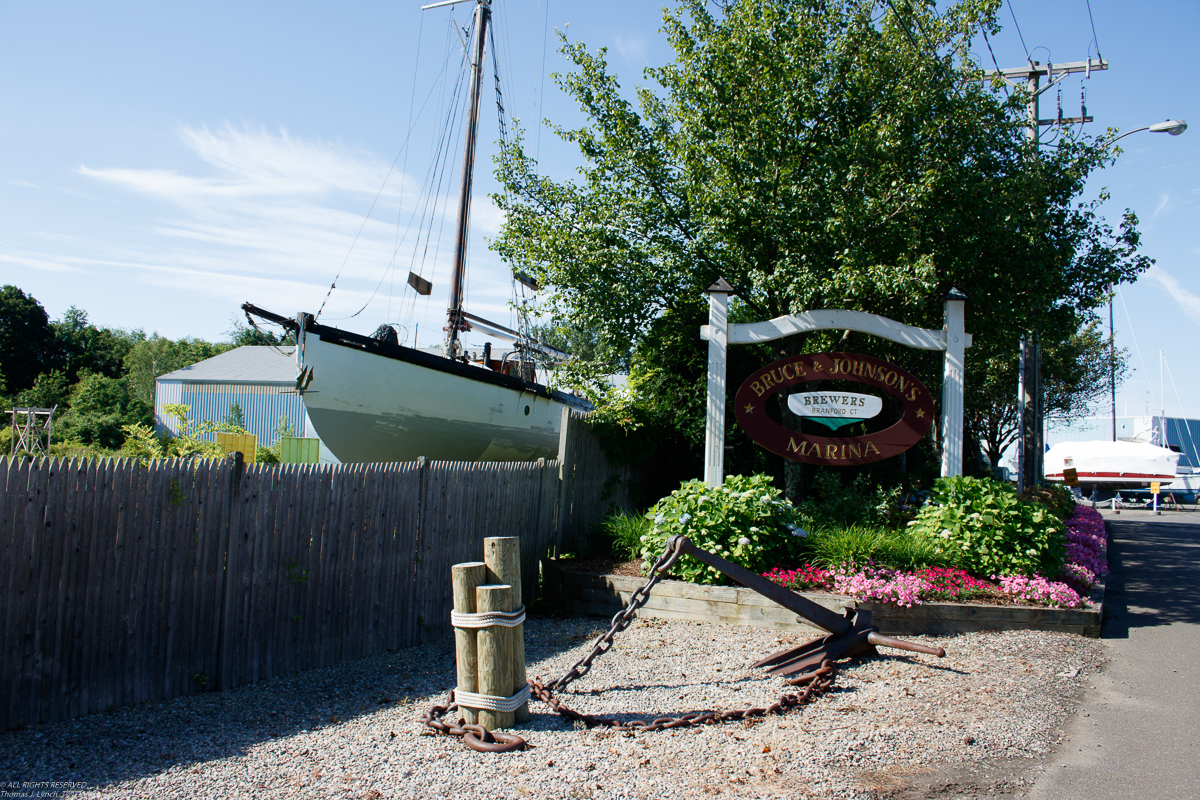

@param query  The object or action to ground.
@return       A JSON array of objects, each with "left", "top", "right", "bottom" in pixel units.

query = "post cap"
[
  {"left": 705, "top": 277, "right": 735, "bottom": 294},
  {"left": 943, "top": 287, "right": 967, "bottom": 301}
]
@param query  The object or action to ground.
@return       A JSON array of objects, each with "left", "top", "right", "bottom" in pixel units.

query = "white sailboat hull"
[
  {"left": 1044, "top": 440, "right": 1179, "bottom": 490},
  {"left": 295, "top": 318, "right": 585, "bottom": 464}
]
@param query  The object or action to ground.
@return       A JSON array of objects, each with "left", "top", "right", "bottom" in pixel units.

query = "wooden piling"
[
  {"left": 475, "top": 584, "right": 514, "bottom": 730},
  {"left": 451, "top": 562, "right": 486, "bottom": 724},
  {"left": 484, "top": 537, "right": 528, "bottom": 722}
]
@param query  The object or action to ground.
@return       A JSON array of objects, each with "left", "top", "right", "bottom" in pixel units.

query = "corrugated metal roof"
[{"left": 157, "top": 346, "right": 298, "bottom": 383}]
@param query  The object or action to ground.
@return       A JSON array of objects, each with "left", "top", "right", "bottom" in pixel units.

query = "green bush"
[
  {"left": 1018, "top": 482, "right": 1077, "bottom": 521},
  {"left": 906, "top": 475, "right": 1065, "bottom": 577},
  {"left": 594, "top": 508, "right": 651, "bottom": 561},
  {"left": 640, "top": 474, "right": 805, "bottom": 585},
  {"left": 799, "top": 523, "right": 958, "bottom": 571},
  {"left": 794, "top": 471, "right": 919, "bottom": 530}
]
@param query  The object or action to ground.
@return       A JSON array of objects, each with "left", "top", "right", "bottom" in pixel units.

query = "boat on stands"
[{"left": 1043, "top": 440, "right": 1179, "bottom": 492}]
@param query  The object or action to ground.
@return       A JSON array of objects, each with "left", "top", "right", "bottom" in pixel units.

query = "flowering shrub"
[
  {"left": 906, "top": 476, "right": 1066, "bottom": 578},
  {"left": 765, "top": 564, "right": 995, "bottom": 606},
  {"left": 1058, "top": 505, "right": 1108, "bottom": 594},
  {"left": 763, "top": 564, "right": 830, "bottom": 591},
  {"left": 828, "top": 564, "right": 927, "bottom": 608},
  {"left": 641, "top": 475, "right": 805, "bottom": 585},
  {"left": 992, "top": 574, "right": 1089, "bottom": 608},
  {"left": 758, "top": 485, "right": 1108, "bottom": 611},
  {"left": 909, "top": 567, "right": 996, "bottom": 601}
]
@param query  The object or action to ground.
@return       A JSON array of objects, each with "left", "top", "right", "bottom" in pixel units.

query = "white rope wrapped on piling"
[
  {"left": 451, "top": 605, "right": 526, "bottom": 629},
  {"left": 454, "top": 683, "right": 531, "bottom": 713}
]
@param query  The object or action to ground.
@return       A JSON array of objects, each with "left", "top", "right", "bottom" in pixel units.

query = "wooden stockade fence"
[
  {"left": 0, "top": 455, "right": 566, "bottom": 730},
  {"left": 556, "top": 408, "right": 635, "bottom": 552}
]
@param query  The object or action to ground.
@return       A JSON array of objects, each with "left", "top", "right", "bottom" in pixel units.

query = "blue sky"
[{"left": 0, "top": 0, "right": 1196, "bottom": 417}]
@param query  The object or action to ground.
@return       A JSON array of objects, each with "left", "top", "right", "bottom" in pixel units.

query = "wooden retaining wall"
[
  {"left": 543, "top": 561, "right": 1103, "bottom": 639},
  {"left": 0, "top": 456, "right": 562, "bottom": 730}
]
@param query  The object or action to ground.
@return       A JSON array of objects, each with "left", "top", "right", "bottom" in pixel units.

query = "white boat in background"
[
  {"left": 1044, "top": 440, "right": 1179, "bottom": 491},
  {"left": 243, "top": 0, "right": 591, "bottom": 464}
]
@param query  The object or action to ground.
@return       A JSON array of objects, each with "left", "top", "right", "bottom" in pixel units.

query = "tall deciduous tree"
[
  {"left": 51, "top": 307, "right": 142, "bottom": 383},
  {"left": 970, "top": 322, "right": 1126, "bottom": 471},
  {"left": 123, "top": 336, "right": 231, "bottom": 408},
  {"left": 493, "top": 0, "right": 1149, "bottom": 483},
  {"left": 0, "top": 286, "right": 54, "bottom": 396}
]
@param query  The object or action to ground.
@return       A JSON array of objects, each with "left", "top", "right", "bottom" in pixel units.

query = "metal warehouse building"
[{"left": 154, "top": 346, "right": 338, "bottom": 463}]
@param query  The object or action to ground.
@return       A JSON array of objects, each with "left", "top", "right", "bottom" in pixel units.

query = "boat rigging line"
[{"left": 314, "top": 10, "right": 465, "bottom": 325}]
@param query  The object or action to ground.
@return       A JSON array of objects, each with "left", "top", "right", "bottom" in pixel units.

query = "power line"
[
  {"left": 1085, "top": 0, "right": 1103, "bottom": 60},
  {"left": 980, "top": 28, "right": 1010, "bottom": 97},
  {"left": 886, "top": 0, "right": 961, "bottom": 99},
  {"left": 534, "top": 0, "right": 551, "bottom": 164},
  {"left": 1005, "top": 0, "right": 1031, "bottom": 62}
]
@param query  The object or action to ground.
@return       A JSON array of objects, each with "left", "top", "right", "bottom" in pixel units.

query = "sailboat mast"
[{"left": 445, "top": 0, "right": 491, "bottom": 358}]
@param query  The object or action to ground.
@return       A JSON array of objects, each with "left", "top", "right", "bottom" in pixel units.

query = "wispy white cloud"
[
  {"left": 7, "top": 179, "right": 39, "bottom": 189},
  {"left": 1145, "top": 265, "right": 1200, "bottom": 326},
  {"left": 50, "top": 123, "right": 511, "bottom": 329},
  {"left": 79, "top": 124, "right": 412, "bottom": 204},
  {"left": 613, "top": 33, "right": 647, "bottom": 63},
  {"left": 1154, "top": 193, "right": 1171, "bottom": 218},
  {"left": 0, "top": 253, "right": 85, "bottom": 273}
]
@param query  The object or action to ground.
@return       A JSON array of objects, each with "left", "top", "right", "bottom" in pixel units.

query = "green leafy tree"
[
  {"left": 159, "top": 404, "right": 227, "bottom": 458},
  {"left": 0, "top": 286, "right": 54, "bottom": 396},
  {"left": 269, "top": 413, "right": 298, "bottom": 458},
  {"left": 51, "top": 307, "right": 142, "bottom": 382},
  {"left": 969, "top": 322, "right": 1128, "bottom": 470},
  {"left": 56, "top": 373, "right": 152, "bottom": 450},
  {"left": 224, "top": 401, "right": 247, "bottom": 430},
  {"left": 493, "top": 0, "right": 1150, "bottom": 491},
  {"left": 123, "top": 336, "right": 231, "bottom": 407},
  {"left": 226, "top": 316, "right": 294, "bottom": 347},
  {"left": 17, "top": 369, "right": 72, "bottom": 411}
]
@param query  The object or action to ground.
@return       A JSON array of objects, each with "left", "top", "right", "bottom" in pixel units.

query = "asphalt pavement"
[{"left": 1030, "top": 508, "right": 1200, "bottom": 800}]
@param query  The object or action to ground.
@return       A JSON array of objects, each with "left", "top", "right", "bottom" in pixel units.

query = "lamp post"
[
  {"left": 1107, "top": 119, "right": 1187, "bottom": 443},
  {"left": 1110, "top": 119, "right": 1188, "bottom": 144}
]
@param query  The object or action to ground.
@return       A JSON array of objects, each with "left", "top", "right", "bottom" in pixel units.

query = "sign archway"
[{"left": 700, "top": 280, "right": 970, "bottom": 485}]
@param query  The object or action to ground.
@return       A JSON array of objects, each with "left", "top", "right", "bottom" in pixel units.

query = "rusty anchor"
[
  {"left": 426, "top": 533, "right": 945, "bottom": 751},
  {"left": 661, "top": 535, "right": 946, "bottom": 675}
]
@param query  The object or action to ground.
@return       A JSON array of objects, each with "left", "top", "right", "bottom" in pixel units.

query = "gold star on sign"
[
  {"left": 915, "top": 408, "right": 925, "bottom": 418},
  {"left": 744, "top": 403, "right": 755, "bottom": 415}
]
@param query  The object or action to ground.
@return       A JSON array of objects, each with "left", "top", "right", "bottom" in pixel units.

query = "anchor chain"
[{"left": 422, "top": 535, "right": 838, "bottom": 752}]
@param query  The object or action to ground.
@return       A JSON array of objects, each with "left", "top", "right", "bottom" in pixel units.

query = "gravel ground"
[{"left": 1, "top": 616, "right": 1103, "bottom": 799}]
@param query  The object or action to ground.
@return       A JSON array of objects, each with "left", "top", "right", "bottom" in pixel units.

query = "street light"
[
  {"left": 1110, "top": 119, "right": 1188, "bottom": 144},
  {"left": 1108, "top": 119, "right": 1187, "bottom": 442}
]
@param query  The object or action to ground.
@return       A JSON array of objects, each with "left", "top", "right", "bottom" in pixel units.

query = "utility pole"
[
  {"left": 1110, "top": 298, "right": 1116, "bottom": 442},
  {"left": 984, "top": 58, "right": 1108, "bottom": 489}
]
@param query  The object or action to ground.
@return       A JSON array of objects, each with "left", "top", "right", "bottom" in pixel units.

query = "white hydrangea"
[{"left": 737, "top": 537, "right": 751, "bottom": 546}]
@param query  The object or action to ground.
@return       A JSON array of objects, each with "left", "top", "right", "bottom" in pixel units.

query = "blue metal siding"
[{"left": 169, "top": 383, "right": 306, "bottom": 446}]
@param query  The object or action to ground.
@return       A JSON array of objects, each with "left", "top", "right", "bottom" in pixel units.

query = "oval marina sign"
[{"left": 735, "top": 352, "right": 935, "bottom": 465}]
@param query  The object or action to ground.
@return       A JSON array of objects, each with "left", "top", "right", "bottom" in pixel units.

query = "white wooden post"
[
  {"left": 703, "top": 278, "right": 734, "bottom": 486},
  {"left": 941, "top": 288, "right": 967, "bottom": 477}
]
